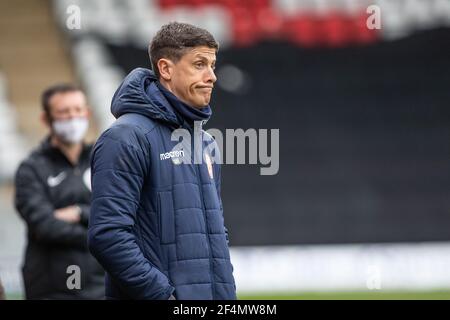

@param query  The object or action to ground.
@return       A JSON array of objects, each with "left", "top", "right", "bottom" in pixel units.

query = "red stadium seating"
[{"left": 157, "top": 0, "right": 380, "bottom": 48}]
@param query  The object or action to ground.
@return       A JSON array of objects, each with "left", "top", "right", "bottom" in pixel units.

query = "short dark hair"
[
  {"left": 41, "top": 83, "right": 81, "bottom": 118},
  {"left": 149, "top": 22, "right": 219, "bottom": 79}
]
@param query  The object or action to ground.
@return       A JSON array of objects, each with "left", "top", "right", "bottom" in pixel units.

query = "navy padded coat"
[{"left": 88, "top": 68, "right": 236, "bottom": 300}]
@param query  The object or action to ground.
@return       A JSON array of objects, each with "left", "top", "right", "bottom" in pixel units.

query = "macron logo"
[{"left": 160, "top": 150, "right": 185, "bottom": 161}]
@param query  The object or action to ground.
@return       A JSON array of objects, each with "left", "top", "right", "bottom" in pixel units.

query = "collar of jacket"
[
  {"left": 40, "top": 135, "right": 91, "bottom": 166},
  {"left": 154, "top": 81, "right": 211, "bottom": 132},
  {"left": 111, "top": 68, "right": 212, "bottom": 132}
]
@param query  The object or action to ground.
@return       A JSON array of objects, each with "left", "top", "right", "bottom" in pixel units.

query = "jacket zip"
[{"left": 191, "top": 125, "right": 216, "bottom": 300}]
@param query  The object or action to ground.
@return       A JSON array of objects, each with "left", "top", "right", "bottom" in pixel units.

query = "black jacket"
[{"left": 14, "top": 137, "right": 104, "bottom": 299}]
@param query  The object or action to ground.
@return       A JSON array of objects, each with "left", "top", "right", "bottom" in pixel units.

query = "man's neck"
[
  {"left": 50, "top": 135, "right": 83, "bottom": 166},
  {"left": 158, "top": 79, "right": 173, "bottom": 94},
  {"left": 158, "top": 80, "right": 191, "bottom": 108}
]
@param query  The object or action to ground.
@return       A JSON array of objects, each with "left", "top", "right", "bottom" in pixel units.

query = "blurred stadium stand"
[
  {"left": 0, "top": 72, "right": 27, "bottom": 182},
  {"left": 48, "top": 0, "right": 450, "bottom": 246},
  {"left": 51, "top": 0, "right": 450, "bottom": 293},
  {"left": 0, "top": 0, "right": 97, "bottom": 296},
  {"left": 0, "top": 0, "right": 77, "bottom": 146},
  {"left": 1, "top": 0, "right": 450, "bottom": 296}
]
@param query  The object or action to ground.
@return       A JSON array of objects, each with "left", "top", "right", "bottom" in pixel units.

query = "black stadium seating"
[{"left": 105, "top": 27, "right": 450, "bottom": 246}]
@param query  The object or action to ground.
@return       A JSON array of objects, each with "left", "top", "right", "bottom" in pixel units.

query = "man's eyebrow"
[{"left": 194, "top": 54, "right": 216, "bottom": 63}]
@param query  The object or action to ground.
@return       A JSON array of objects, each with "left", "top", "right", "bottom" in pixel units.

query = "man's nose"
[
  {"left": 206, "top": 67, "right": 217, "bottom": 84},
  {"left": 67, "top": 109, "right": 80, "bottom": 119}
]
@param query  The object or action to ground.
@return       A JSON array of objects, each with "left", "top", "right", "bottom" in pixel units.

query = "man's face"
[
  {"left": 167, "top": 46, "right": 217, "bottom": 108},
  {"left": 47, "top": 91, "right": 88, "bottom": 123}
]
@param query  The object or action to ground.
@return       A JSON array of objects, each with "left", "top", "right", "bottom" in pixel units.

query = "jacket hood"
[{"left": 111, "top": 68, "right": 181, "bottom": 128}]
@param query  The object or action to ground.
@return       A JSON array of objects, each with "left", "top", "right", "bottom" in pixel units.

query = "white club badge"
[
  {"left": 172, "top": 156, "right": 182, "bottom": 165},
  {"left": 204, "top": 152, "right": 214, "bottom": 179}
]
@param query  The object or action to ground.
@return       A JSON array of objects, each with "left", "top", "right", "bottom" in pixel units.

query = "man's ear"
[
  {"left": 40, "top": 111, "right": 51, "bottom": 129},
  {"left": 157, "top": 58, "right": 173, "bottom": 81}
]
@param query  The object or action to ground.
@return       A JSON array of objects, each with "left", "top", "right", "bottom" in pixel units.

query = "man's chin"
[
  {"left": 192, "top": 100, "right": 210, "bottom": 109},
  {"left": 53, "top": 135, "right": 84, "bottom": 147}
]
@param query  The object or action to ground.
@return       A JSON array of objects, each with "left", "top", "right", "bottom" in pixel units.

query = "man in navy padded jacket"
[{"left": 88, "top": 22, "right": 236, "bottom": 300}]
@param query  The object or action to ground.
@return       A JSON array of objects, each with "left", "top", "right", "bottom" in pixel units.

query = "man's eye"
[{"left": 195, "top": 63, "right": 204, "bottom": 68}]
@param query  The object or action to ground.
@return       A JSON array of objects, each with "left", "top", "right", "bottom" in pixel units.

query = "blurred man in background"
[
  {"left": 88, "top": 22, "right": 236, "bottom": 300},
  {"left": 14, "top": 84, "right": 104, "bottom": 299}
]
